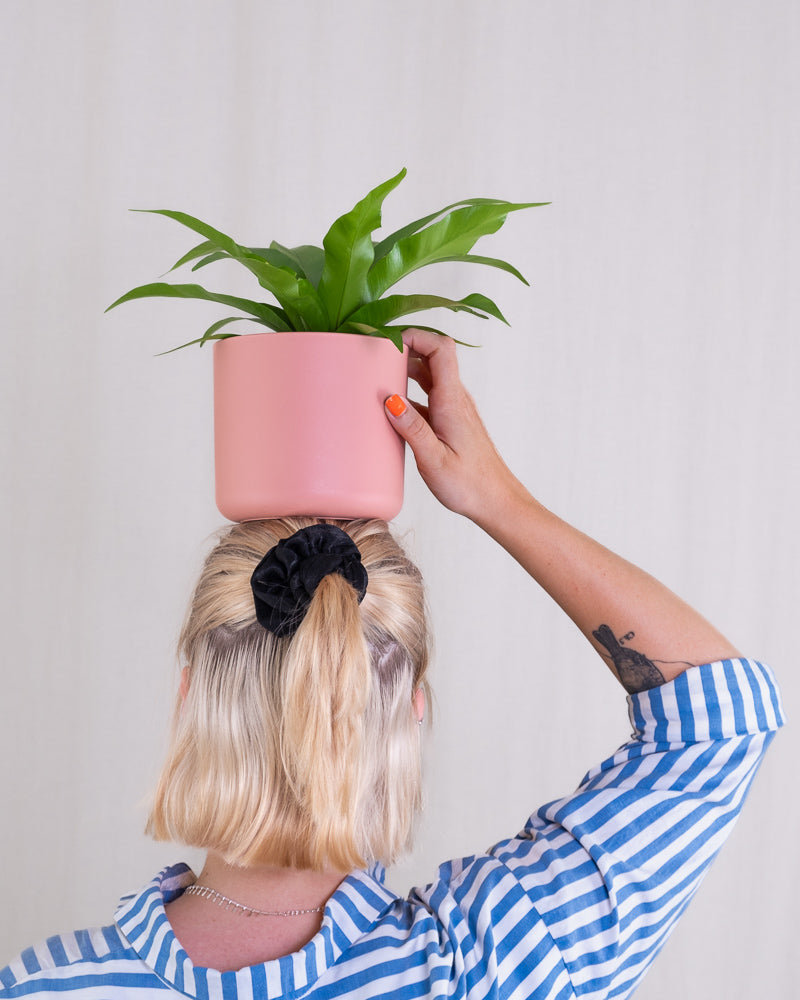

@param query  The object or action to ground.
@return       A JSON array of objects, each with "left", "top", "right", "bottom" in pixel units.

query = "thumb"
[{"left": 384, "top": 394, "right": 443, "bottom": 468}]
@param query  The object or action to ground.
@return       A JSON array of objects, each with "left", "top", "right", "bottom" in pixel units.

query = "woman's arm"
[{"left": 385, "top": 328, "right": 740, "bottom": 692}]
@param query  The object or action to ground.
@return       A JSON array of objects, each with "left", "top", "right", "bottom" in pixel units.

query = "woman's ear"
[
  {"left": 413, "top": 687, "right": 425, "bottom": 724},
  {"left": 180, "top": 665, "right": 190, "bottom": 703}
]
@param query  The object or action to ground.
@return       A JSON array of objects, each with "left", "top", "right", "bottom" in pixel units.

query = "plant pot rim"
[{"left": 217, "top": 330, "right": 407, "bottom": 343}]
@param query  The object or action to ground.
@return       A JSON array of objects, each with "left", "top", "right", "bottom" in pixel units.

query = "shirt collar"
[{"left": 115, "top": 862, "right": 398, "bottom": 1000}]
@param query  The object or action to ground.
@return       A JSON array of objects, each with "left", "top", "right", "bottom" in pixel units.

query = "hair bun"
[{"left": 250, "top": 524, "right": 369, "bottom": 637}]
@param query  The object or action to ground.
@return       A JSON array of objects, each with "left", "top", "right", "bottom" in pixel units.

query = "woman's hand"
[{"left": 384, "top": 329, "right": 523, "bottom": 521}]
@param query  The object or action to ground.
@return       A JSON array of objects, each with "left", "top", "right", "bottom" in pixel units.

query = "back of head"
[{"left": 147, "top": 517, "right": 430, "bottom": 871}]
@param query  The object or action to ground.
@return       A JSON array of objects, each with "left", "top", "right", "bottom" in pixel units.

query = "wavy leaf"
[
  {"left": 396, "top": 325, "right": 479, "bottom": 348},
  {"left": 132, "top": 210, "right": 329, "bottom": 330},
  {"left": 318, "top": 168, "right": 407, "bottom": 328},
  {"left": 156, "top": 333, "right": 239, "bottom": 358},
  {"left": 348, "top": 291, "right": 508, "bottom": 327},
  {"left": 172, "top": 242, "right": 302, "bottom": 275},
  {"left": 267, "top": 242, "right": 325, "bottom": 288},
  {"left": 432, "top": 254, "right": 529, "bottom": 285},
  {"left": 157, "top": 316, "right": 265, "bottom": 353},
  {"left": 198, "top": 315, "right": 255, "bottom": 344},
  {"left": 372, "top": 198, "right": 516, "bottom": 263},
  {"left": 156, "top": 332, "right": 238, "bottom": 355},
  {"left": 169, "top": 239, "right": 217, "bottom": 272},
  {"left": 367, "top": 201, "right": 547, "bottom": 299},
  {"left": 189, "top": 246, "right": 312, "bottom": 276},
  {"left": 191, "top": 251, "right": 227, "bottom": 271},
  {"left": 105, "top": 281, "right": 292, "bottom": 331},
  {"left": 341, "top": 321, "right": 405, "bottom": 351}
]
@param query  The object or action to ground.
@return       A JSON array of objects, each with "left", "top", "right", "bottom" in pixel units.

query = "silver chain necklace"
[{"left": 184, "top": 883, "right": 325, "bottom": 918}]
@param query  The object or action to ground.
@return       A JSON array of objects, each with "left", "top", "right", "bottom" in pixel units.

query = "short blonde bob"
[{"left": 147, "top": 517, "right": 430, "bottom": 872}]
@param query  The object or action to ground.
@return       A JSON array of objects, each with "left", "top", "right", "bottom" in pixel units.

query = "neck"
[
  {"left": 194, "top": 852, "right": 348, "bottom": 913},
  {"left": 165, "top": 853, "right": 350, "bottom": 970}
]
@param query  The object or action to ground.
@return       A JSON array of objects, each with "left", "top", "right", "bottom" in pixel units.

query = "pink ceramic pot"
[{"left": 213, "top": 331, "right": 408, "bottom": 521}]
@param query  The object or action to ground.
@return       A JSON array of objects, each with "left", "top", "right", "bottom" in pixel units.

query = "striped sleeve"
[{"left": 482, "top": 658, "right": 784, "bottom": 999}]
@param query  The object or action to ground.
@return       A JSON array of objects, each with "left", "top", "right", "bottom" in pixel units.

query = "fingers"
[
  {"left": 386, "top": 332, "right": 508, "bottom": 517},
  {"left": 402, "top": 329, "right": 461, "bottom": 393},
  {"left": 407, "top": 354, "right": 432, "bottom": 396}
]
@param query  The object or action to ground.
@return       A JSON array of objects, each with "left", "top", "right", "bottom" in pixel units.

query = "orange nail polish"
[{"left": 385, "top": 394, "right": 407, "bottom": 417}]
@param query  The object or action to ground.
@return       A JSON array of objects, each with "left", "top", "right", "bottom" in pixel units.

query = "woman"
[{"left": 0, "top": 330, "right": 784, "bottom": 998}]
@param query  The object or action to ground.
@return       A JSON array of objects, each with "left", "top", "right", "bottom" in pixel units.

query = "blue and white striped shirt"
[{"left": 1, "top": 658, "right": 784, "bottom": 1000}]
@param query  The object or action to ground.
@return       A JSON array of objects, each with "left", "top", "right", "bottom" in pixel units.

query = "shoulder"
[
  {"left": 0, "top": 864, "right": 196, "bottom": 998},
  {"left": 395, "top": 659, "right": 786, "bottom": 996},
  {"left": 319, "top": 861, "right": 566, "bottom": 998},
  {"left": 396, "top": 853, "right": 571, "bottom": 997},
  {"left": 0, "top": 925, "right": 141, "bottom": 996}
]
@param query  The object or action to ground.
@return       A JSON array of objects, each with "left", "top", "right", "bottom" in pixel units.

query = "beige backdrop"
[{"left": 1, "top": 2, "right": 797, "bottom": 997}]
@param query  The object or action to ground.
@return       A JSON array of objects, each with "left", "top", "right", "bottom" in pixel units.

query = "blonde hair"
[{"left": 147, "top": 517, "right": 430, "bottom": 871}]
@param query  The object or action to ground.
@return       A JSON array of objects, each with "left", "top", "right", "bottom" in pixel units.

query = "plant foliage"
[{"left": 107, "top": 168, "right": 547, "bottom": 351}]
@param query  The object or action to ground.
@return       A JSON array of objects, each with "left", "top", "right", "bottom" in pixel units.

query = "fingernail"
[{"left": 385, "top": 394, "right": 407, "bottom": 417}]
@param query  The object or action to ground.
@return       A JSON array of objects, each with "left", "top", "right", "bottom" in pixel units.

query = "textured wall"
[{"left": 1, "top": 2, "right": 797, "bottom": 995}]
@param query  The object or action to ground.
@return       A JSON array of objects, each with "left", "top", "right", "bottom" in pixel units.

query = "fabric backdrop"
[{"left": 1, "top": 2, "right": 797, "bottom": 997}]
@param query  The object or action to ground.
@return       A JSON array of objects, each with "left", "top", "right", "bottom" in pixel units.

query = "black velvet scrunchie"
[{"left": 250, "top": 524, "right": 369, "bottom": 638}]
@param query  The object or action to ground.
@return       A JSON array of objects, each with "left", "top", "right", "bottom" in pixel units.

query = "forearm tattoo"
[{"left": 592, "top": 624, "right": 674, "bottom": 693}]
